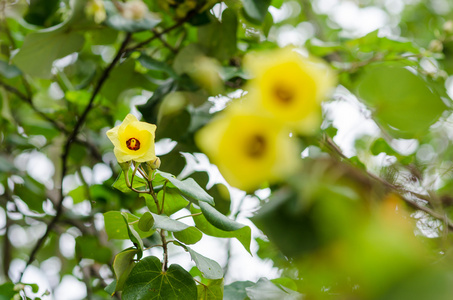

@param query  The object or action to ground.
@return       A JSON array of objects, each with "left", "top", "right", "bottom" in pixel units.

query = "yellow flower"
[
  {"left": 106, "top": 114, "right": 157, "bottom": 163},
  {"left": 196, "top": 102, "right": 300, "bottom": 192},
  {"left": 245, "top": 47, "right": 335, "bottom": 134}
]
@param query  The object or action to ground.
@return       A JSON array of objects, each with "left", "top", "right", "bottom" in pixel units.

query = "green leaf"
[
  {"left": 173, "top": 226, "right": 203, "bottom": 245},
  {"left": 0, "top": 282, "right": 17, "bottom": 300},
  {"left": 122, "top": 256, "right": 197, "bottom": 300},
  {"left": 104, "top": 1, "right": 161, "bottom": 32},
  {"left": 75, "top": 235, "right": 112, "bottom": 264},
  {"left": 370, "top": 138, "right": 398, "bottom": 156},
  {"left": 198, "top": 201, "right": 244, "bottom": 232},
  {"left": 357, "top": 65, "right": 447, "bottom": 139},
  {"left": 138, "top": 212, "right": 155, "bottom": 232},
  {"left": 23, "top": 0, "right": 60, "bottom": 26},
  {"left": 245, "top": 278, "right": 303, "bottom": 300},
  {"left": 191, "top": 205, "right": 251, "bottom": 253},
  {"left": 122, "top": 212, "right": 144, "bottom": 252},
  {"left": 151, "top": 213, "right": 190, "bottom": 232},
  {"left": 185, "top": 246, "right": 223, "bottom": 280},
  {"left": 197, "top": 279, "right": 224, "bottom": 300},
  {"left": 104, "top": 211, "right": 154, "bottom": 240},
  {"left": 112, "top": 170, "right": 148, "bottom": 193},
  {"left": 12, "top": 28, "right": 84, "bottom": 78},
  {"left": 0, "top": 60, "right": 21, "bottom": 78},
  {"left": 242, "top": 0, "right": 271, "bottom": 24},
  {"left": 113, "top": 248, "right": 140, "bottom": 292},
  {"left": 208, "top": 184, "right": 231, "bottom": 216},
  {"left": 223, "top": 281, "right": 254, "bottom": 300},
  {"left": 197, "top": 9, "right": 238, "bottom": 61},
  {"left": 100, "top": 58, "right": 156, "bottom": 102},
  {"left": 157, "top": 171, "right": 214, "bottom": 205},
  {"left": 138, "top": 54, "right": 177, "bottom": 77}
]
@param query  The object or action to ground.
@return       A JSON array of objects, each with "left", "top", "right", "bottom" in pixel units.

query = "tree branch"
[
  {"left": 19, "top": 33, "right": 132, "bottom": 281},
  {"left": 322, "top": 135, "right": 453, "bottom": 230}
]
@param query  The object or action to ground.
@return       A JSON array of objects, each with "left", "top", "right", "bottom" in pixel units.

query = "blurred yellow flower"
[
  {"left": 196, "top": 102, "right": 299, "bottom": 192},
  {"left": 106, "top": 114, "right": 157, "bottom": 163},
  {"left": 245, "top": 47, "right": 335, "bottom": 134}
]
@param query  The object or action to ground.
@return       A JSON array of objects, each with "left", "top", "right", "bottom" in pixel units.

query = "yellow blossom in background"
[
  {"left": 245, "top": 47, "right": 336, "bottom": 134},
  {"left": 106, "top": 114, "right": 157, "bottom": 163},
  {"left": 196, "top": 102, "right": 300, "bottom": 192}
]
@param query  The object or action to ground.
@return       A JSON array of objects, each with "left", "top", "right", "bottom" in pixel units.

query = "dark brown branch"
[
  {"left": 322, "top": 135, "right": 453, "bottom": 230},
  {"left": 19, "top": 34, "right": 132, "bottom": 281},
  {"left": 126, "top": 14, "right": 194, "bottom": 53},
  {"left": 0, "top": 80, "right": 68, "bottom": 133}
]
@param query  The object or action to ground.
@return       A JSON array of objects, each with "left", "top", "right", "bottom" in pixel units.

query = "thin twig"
[
  {"left": 322, "top": 135, "right": 453, "bottom": 230},
  {"left": 19, "top": 34, "right": 132, "bottom": 281}
]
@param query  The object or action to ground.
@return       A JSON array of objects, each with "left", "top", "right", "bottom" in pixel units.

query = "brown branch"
[
  {"left": 19, "top": 33, "right": 132, "bottom": 281},
  {"left": 0, "top": 80, "right": 68, "bottom": 133},
  {"left": 126, "top": 13, "right": 195, "bottom": 53},
  {"left": 322, "top": 135, "right": 453, "bottom": 230}
]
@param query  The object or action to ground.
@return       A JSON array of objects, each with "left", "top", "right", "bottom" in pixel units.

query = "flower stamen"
[
  {"left": 247, "top": 134, "right": 266, "bottom": 158},
  {"left": 274, "top": 85, "right": 294, "bottom": 104},
  {"left": 126, "top": 138, "right": 141, "bottom": 151}
]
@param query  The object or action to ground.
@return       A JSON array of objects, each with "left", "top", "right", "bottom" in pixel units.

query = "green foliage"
[
  {"left": 4, "top": 0, "right": 453, "bottom": 299},
  {"left": 122, "top": 256, "right": 197, "bottom": 300}
]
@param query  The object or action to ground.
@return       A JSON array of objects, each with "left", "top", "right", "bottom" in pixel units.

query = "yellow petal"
[
  {"left": 245, "top": 47, "right": 336, "bottom": 134},
  {"left": 196, "top": 101, "right": 300, "bottom": 192}
]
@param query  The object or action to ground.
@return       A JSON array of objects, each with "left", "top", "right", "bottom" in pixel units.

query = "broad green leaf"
[
  {"left": 68, "top": 185, "right": 87, "bottom": 204},
  {"left": 208, "top": 184, "right": 231, "bottom": 215},
  {"left": 185, "top": 246, "right": 223, "bottom": 279},
  {"left": 75, "top": 235, "right": 112, "bottom": 264},
  {"left": 104, "top": 1, "right": 161, "bottom": 32},
  {"left": 23, "top": 0, "right": 60, "bottom": 26},
  {"left": 357, "top": 65, "right": 447, "bottom": 139},
  {"left": 0, "top": 282, "right": 16, "bottom": 300},
  {"left": 270, "top": 278, "right": 298, "bottom": 292},
  {"left": 157, "top": 171, "right": 214, "bottom": 205},
  {"left": 143, "top": 189, "right": 189, "bottom": 216},
  {"left": 100, "top": 59, "right": 156, "bottom": 102},
  {"left": 0, "top": 60, "right": 21, "bottom": 78},
  {"left": 122, "top": 212, "right": 144, "bottom": 252},
  {"left": 104, "top": 211, "right": 154, "bottom": 240},
  {"left": 197, "top": 279, "right": 224, "bottom": 300},
  {"left": 112, "top": 170, "right": 148, "bottom": 193},
  {"left": 151, "top": 213, "right": 189, "bottom": 232},
  {"left": 191, "top": 206, "right": 251, "bottom": 253},
  {"left": 138, "top": 212, "right": 155, "bottom": 232},
  {"left": 113, "top": 248, "right": 140, "bottom": 292},
  {"left": 138, "top": 54, "right": 177, "bottom": 77},
  {"left": 346, "top": 30, "right": 420, "bottom": 54},
  {"left": 245, "top": 278, "right": 303, "bottom": 300},
  {"left": 12, "top": 27, "right": 84, "bottom": 78},
  {"left": 122, "top": 256, "right": 197, "bottom": 300},
  {"left": 198, "top": 201, "right": 244, "bottom": 232},
  {"left": 173, "top": 226, "right": 203, "bottom": 245},
  {"left": 198, "top": 9, "right": 237, "bottom": 61},
  {"left": 370, "top": 138, "right": 398, "bottom": 156},
  {"left": 242, "top": 0, "right": 271, "bottom": 24},
  {"left": 223, "top": 281, "right": 254, "bottom": 300}
]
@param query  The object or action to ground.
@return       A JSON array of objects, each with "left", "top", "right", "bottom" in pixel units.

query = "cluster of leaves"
[{"left": 2, "top": 0, "right": 453, "bottom": 299}]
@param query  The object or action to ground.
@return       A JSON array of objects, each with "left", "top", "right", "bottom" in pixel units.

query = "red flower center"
[{"left": 126, "top": 138, "right": 140, "bottom": 151}]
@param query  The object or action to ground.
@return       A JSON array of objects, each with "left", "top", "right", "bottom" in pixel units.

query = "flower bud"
[
  {"left": 122, "top": 0, "right": 149, "bottom": 20},
  {"left": 85, "top": 0, "right": 106, "bottom": 23},
  {"left": 444, "top": 20, "right": 453, "bottom": 34},
  {"left": 148, "top": 157, "right": 161, "bottom": 170},
  {"left": 13, "top": 284, "right": 25, "bottom": 292},
  {"left": 429, "top": 39, "right": 443, "bottom": 52},
  {"left": 119, "top": 161, "right": 132, "bottom": 173}
]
